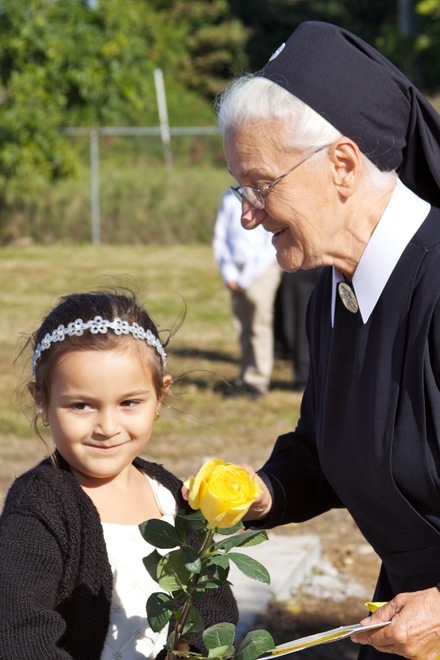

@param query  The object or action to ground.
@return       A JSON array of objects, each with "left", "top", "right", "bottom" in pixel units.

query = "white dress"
[{"left": 100, "top": 476, "right": 176, "bottom": 659}]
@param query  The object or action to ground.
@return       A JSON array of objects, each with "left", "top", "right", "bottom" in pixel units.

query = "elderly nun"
[{"left": 217, "top": 21, "right": 440, "bottom": 660}]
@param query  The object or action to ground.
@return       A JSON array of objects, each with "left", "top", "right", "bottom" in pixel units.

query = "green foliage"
[
  {"left": 227, "top": 553, "right": 270, "bottom": 584},
  {"left": 204, "top": 623, "right": 236, "bottom": 658},
  {"left": 414, "top": 0, "right": 440, "bottom": 89},
  {"left": 0, "top": 159, "right": 231, "bottom": 246},
  {"left": 0, "top": 0, "right": 79, "bottom": 194},
  {"left": 203, "top": 623, "right": 235, "bottom": 650},
  {"left": 139, "top": 509, "right": 273, "bottom": 658},
  {"left": 1, "top": 0, "right": 439, "bottom": 220},
  {"left": 0, "top": 0, "right": 218, "bottom": 197},
  {"left": 139, "top": 518, "right": 184, "bottom": 548},
  {"left": 231, "top": 0, "right": 406, "bottom": 76},
  {"left": 146, "top": 592, "right": 175, "bottom": 633},
  {"left": 230, "top": 0, "right": 440, "bottom": 91},
  {"left": 157, "top": 549, "right": 193, "bottom": 592},
  {"left": 149, "top": 0, "right": 249, "bottom": 99},
  {"left": 235, "top": 630, "right": 275, "bottom": 660},
  {"left": 175, "top": 510, "right": 209, "bottom": 533},
  {"left": 213, "top": 529, "right": 269, "bottom": 552}
]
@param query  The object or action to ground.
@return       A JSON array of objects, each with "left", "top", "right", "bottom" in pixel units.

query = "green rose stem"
[{"left": 169, "top": 528, "right": 216, "bottom": 659}]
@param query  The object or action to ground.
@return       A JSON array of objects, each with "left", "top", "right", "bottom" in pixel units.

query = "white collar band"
[{"left": 332, "top": 180, "right": 430, "bottom": 326}]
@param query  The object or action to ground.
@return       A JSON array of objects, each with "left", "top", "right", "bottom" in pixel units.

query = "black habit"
[{"left": 259, "top": 206, "right": 440, "bottom": 660}]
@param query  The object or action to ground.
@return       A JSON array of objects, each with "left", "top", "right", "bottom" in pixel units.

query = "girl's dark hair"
[{"left": 29, "top": 289, "right": 171, "bottom": 438}]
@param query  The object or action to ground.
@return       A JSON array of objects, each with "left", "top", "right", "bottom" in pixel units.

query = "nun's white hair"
[{"left": 216, "top": 75, "right": 396, "bottom": 189}]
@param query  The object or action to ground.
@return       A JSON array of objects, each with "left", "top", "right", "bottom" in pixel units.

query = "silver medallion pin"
[{"left": 338, "top": 281, "right": 359, "bottom": 314}]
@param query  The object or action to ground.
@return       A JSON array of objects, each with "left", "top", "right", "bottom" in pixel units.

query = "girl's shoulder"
[
  {"left": 134, "top": 457, "right": 181, "bottom": 486},
  {"left": 1, "top": 456, "right": 83, "bottom": 516},
  {"left": 133, "top": 457, "right": 185, "bottom": 504}
]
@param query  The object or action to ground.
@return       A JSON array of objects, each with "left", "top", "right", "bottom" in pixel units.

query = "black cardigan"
[{"left": 0, "top": 455, "right": 238, "bottom": 659}]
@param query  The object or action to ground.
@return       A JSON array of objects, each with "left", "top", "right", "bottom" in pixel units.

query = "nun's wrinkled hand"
[
  {"left": 240, "top": 465, "right": 273, "bottom": 522},
  {"left": 351, "top": 587, "right": 440, "bottom": 659}
]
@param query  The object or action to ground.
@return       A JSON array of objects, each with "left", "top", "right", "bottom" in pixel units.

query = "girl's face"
[{"left": 41, "top": 342, "right": 171, "bottom": 487}]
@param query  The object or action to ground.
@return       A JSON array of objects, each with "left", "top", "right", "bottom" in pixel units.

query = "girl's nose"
[
  {"left": 241, "top": 199, "right": 267, "bottom": 230},
  {"left": 95, "top": 409, "right": 120, "bottom": 438}
]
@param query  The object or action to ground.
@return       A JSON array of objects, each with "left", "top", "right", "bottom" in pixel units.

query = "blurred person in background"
[
  {"left": 274, "top": 267, "right": 323, "bottom": 391},
  {"left": 213, "top": 188, "right": 281, "bottom": 400}
]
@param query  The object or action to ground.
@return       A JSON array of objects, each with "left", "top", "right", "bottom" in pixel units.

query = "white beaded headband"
[{"left": 32, "top": 315, "right": 167, "bottom": 373}]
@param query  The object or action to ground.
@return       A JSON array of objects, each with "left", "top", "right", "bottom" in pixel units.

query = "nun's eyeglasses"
[{"left": 230, "top": 145, "right": 329, "bottom": 210}]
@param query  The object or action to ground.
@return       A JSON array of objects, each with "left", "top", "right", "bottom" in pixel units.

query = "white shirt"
[
  {"left": 332, "top": 180, "right": 430, "bottom": 326},
  {"left": 101, "top": 477, "right": 176, "bottom": 660},
  {"left": 213, "top": 189, "right": 278, "bottom": 289}
]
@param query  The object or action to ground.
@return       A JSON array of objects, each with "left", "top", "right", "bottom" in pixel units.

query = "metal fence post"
[
  {"left": 90, "top": 129, "right": 100, "bottom": 245},
  {"left": 62, "top": 124, "right": 220, "bottom": 244},
  {"left": 154, "top": 68, "right": 173, "bottom": 174}
]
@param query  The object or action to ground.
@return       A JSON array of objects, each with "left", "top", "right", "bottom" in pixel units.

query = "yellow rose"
[{"left": 184, "top": 459, "right": 262, "bottom": 529}]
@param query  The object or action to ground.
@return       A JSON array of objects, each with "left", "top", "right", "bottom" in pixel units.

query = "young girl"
[{"left": 0, "top": 290, "right": 238, "bottom": 659}]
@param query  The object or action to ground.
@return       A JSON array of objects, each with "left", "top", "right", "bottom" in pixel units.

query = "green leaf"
[
  {"left": 214, "top": 521, "right": 244, "bottom": 535},
  {"left": 142, "top": 549, "right": 162, "bottom": 583},
  {"left": 146, "top": 592, "right": 174, "bottom": 633},
  {"left": 181, "top": 604, "right": 205, "bottom": 635},
  {"left": 205, "top": 556, "right": 229, "bottom": 585},
  {"left": 139, "top": 518, "right": 182, "bottom": 548},
  {"left": 157, "top": 550, "right": 192, "bottom": 592},
  {"left": 182, "top": 546, "right": 202, "bottom": 573},
  {"left": 236, "top": 629, "right": 275, "bottom": 660},
  {"left": 206, "top": 554, "right": 229, "bottom": 570},
  {"left": 203, "top": 622, "right": 236, "bottom": 649},
  {"left": 208, "top": 645, "right": 235, "bottom": 658},
  {"left": 175, "top": 509, "right": 207, "bottom": 534},
  {"left": 228, "top": 552, "right": 271, "bottom": 584},
  {"left": 214, "top": 530, "right": 268, "bottom": 553},
  {"left": 197, "top": 576, "right": 224, "bottom": 589}
]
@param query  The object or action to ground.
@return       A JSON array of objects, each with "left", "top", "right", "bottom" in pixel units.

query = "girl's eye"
[
  {"left": 121, "top": 400, "right": 139, "bottom": 408},
  {"left": 73, "top": 402, "right": 92, "bottom": 411}
]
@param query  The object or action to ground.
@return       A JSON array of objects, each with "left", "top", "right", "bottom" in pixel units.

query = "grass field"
[
  {"left": 1, "top": 155, "right": 232, "bottom": 246},
  {"left": 0, "top": 243, "right": 301, "bottom": 492}
]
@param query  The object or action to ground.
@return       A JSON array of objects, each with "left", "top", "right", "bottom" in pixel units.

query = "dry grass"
[{"left": 0, "top": 244, "right": 301, "bottom": 492}]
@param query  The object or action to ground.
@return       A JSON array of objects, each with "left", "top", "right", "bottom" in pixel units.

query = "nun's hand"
[
  {"left": 240, "top": 465, "right": 273, "bottom": 522},
  {"left": 351, "top": 587, "right": 440, "bottom": 659}
]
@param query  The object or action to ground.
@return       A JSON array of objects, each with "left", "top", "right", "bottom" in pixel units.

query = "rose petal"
[{"left": 187, "top": 459, "right": 224, "bottom": 510}]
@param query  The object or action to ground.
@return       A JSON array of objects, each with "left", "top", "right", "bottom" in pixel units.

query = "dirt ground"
[
  {"left": 0, "top": 437, "right": 380, "bottom": 660},
  {"left": 255, "top": 509, "right": 381, "bottom": 659}
]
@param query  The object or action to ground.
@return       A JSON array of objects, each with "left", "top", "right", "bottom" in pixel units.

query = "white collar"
[{"left": 331, "top": 180, "right": 430, "bottom": 326}]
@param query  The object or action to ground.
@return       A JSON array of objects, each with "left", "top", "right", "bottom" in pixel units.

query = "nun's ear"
[{"left": 328, "top": 138, "right": 362, "bottom": 196}]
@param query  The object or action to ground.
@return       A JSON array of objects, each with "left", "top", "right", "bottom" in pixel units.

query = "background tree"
[
  {"left": 227, "top": 0, "right": 440, "bottom": 90},
  {"left": 413, "top": 0, "right": 440, "bottom": 89},
  {"left": 228, "top": 0, "right": 397, "bottom": 70},
  {"left": 0, "top": 0, "right": 438, "bottom": 211},
  {"left": 0, "top": 0, "right": 214, "bottom": 197},
  {"left": 149, "top": 0, "right": 249, "bottom": 99}
]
